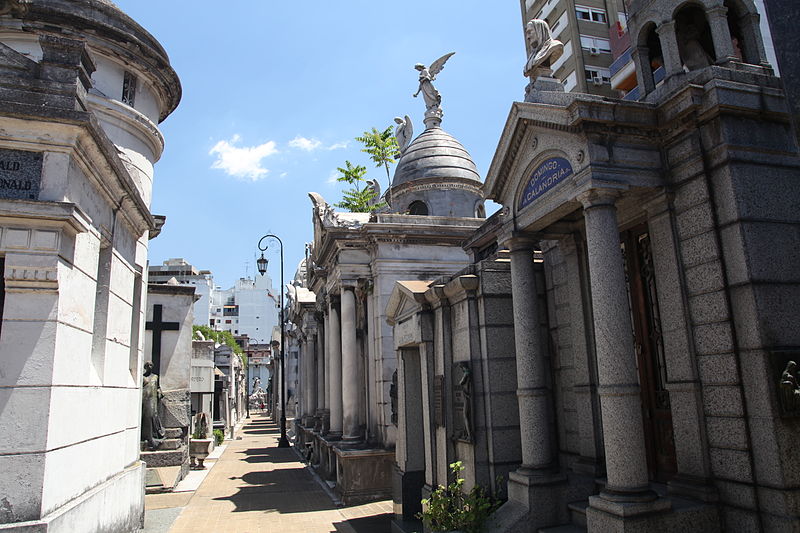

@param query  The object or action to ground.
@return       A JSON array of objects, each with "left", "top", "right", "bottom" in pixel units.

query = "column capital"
[
  {"left": 504, "top": 235, "right": 538, "bottom": 252},
  {"left": 706, "top": 5, "right": 729, "bottom": 18},
  {"left": 577, "top": 188, "right": 621, "bottom": 209},
  {"left": 655, "top": 20, "right": 675, "bottom": 34}
]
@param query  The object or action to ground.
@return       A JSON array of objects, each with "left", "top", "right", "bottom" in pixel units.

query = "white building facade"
[{"left": 0, "top": 1, "right": 180, "bottom": 531}]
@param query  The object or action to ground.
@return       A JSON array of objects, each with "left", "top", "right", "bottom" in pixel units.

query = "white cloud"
[
  {"left": 279, "top": 172, "right": 288, "bottom": 178},
  {"left": 327, "top": 169, "right": 340, "bottom": 184},
  {"left": 288, "top": 136, "right": 322, "bottom": 151},
  {"left": 288, "top": 136, "right": 349, "bottom": 152},
  {"left": 209, "top": 134, "right": 278, "bottom": 181}
]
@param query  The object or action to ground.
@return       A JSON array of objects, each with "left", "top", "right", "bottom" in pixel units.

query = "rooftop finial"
[{"left": 413, "top": 52, "right": 455, "bottom": 129}]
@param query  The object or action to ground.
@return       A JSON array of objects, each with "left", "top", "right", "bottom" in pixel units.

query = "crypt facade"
[
  {"left": 0, "top": 1, "right": 180, "bottom": 531},
  {"left": 388, "top": 0, "right": 800, "bottom": 531}
]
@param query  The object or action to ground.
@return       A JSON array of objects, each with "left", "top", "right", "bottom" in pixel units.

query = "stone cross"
[{"left": 145, "top": 304, "right": 179, "bottom": 374}]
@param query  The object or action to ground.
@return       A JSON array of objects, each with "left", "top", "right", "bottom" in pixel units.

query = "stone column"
[
  {"left": 341, "top": 286, "right": 359, "bottom": 440},
  {"left": 306, "top": 332, "right": 317, "bottom": 421},
  {"left": 508, "top": 237, "right": 554, "bottom": 474},
  {"left": 633, "top": 45, "right": 655, "bottom": 96},
  {"left": 656, "top": 21, "right": 683, "bottom": 77},
  {"left": 579, "top": 190, "right": 669, "bottom": 515},
  {"left": 328, "top": 298, "right": 343, "bottom": 438},
  {"left": 707, "top": 6, "right": 737, "bottom": 64}
]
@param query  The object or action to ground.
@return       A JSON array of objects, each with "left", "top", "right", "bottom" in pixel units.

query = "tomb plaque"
[
  {"left": 0, "top": 149, "right": 43, "bottom": 201},
  {"left": 433, "top": 374, "right": 444, "bottom": 427},
  {"left": 518, "top": 156, "right": 573, "bottom": 210}
]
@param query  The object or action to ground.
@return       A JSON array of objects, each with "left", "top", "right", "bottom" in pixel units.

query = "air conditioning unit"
[
  {"left": 589, "top": 47, "right": 600, "bottom": 56},
  {"left": 592, "top": 79, "right": 603, "bottom": 86}
]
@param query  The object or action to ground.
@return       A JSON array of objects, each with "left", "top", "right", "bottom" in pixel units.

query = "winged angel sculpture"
[{"left": 413, "top": 52, "right": 455, "bottom": 115}]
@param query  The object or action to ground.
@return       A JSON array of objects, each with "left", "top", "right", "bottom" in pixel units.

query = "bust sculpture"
[
  {"left": 524, "top": 19, "right": 564, "bottom": 79},
  {"left": 141, "top": 361, "right": 165, "bottom": 450}
]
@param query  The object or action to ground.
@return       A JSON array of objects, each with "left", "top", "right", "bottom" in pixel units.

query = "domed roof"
[
  {"left": 391, "top": 127, "right": 480, "bottom": 188},
  {"left": 24, "top": 0, "right": 181, "bottom": 121}
]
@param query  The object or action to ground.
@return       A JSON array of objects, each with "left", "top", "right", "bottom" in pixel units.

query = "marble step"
[
  {"left": 140, "top": 438, "right": 182, "bottom": 451},
  {"left": 538, "top": 525, "right": 586, "bottom": 533},
  {"left": 141, "top": 447, "right": 187, "bottom": 468},
  {"left": 164, "top": 427, "right": 183, "bottom": 439},
  {"left": 567, "top": 500, "right": 589, "bottom": 528}
]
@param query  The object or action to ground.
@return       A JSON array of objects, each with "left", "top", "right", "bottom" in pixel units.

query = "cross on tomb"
[{"left": 145, "top": 304, "right": 179, "bottom": 375}]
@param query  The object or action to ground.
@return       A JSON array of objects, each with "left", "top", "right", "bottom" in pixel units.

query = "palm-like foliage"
[
  {"left": 333, "top": 160, "right": 386, "bottom": 213},
  {"left": 355, "top": 126, "right": 400, "bottom": 187}
]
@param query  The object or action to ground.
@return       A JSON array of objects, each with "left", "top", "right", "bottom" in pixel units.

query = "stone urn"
[{"left": 189, "top": 438, "right": 213, "bottom": 469}]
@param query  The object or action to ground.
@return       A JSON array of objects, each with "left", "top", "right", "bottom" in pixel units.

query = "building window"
[
  {"left": 121, "top": 71, "right": 137, "bottom": 107},
  {"left": 576, "top": 5, "right": 607, "bottom": 24},
  {"left": 408, "top": 201, "right": 429, "bottom": 215},
  {"left": 585, "top": 66, "right": 611, "bottom": 85},
  {"left": 225, "top": 319, "right": 231, "bottom": 324},
  {"left": 580, "top": 35, "right": 611, "bottom": 54}
]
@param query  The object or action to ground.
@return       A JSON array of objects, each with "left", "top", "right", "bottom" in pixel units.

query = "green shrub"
[
  {"left": 213, "top": 429, "right": 224, "bottom": 446},
  {"left": 417, "top": 461, "right": 501, "bottom": 533}
]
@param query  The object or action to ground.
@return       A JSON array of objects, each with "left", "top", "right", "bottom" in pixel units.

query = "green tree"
[
  {"left": 334, "top": 160, "right": 386, "bottom": 213},
  {"left": 355, "top": 126, "right": 400, "bottom": 189},
  {"left": 193, "top": 325, "right": 247, "bottom": 367}
]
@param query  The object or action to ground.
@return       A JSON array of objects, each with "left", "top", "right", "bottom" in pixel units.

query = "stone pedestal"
[{"left": 333, "top": 445, "right": 394, "bottom": 505}]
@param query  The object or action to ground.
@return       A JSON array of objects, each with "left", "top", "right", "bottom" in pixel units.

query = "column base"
[
  {"left": 586, "top": 492, "right": 720, "bottom": 533},
  {"left": 588, "top": 491, "right": 670, "bottom": 517},
  {"left": 485, "top": 469, "right": 572, "bottom": 533}
]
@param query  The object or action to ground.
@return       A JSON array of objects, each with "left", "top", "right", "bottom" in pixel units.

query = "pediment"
[{"left": 385, "top": 280, "right": 431, "bottom": 325}]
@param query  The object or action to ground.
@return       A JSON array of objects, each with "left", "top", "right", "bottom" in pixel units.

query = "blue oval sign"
[{"left": 518, "top": 157, "right": 573, "bottom": 210}]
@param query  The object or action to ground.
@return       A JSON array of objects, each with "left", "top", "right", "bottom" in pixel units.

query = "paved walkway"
[{"left": 144, "top": 414, "right": 392, "bottom": 533}]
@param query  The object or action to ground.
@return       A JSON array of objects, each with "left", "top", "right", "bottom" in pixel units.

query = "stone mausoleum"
[
  {"left": 0, "top": 1, "right": 179, "bottom": 531},
  {"left": 291, "top": 86, "right": 487, "bottom": 505},
  {"left": 389, "top": 0, "right": 800, "bottom": 531}
]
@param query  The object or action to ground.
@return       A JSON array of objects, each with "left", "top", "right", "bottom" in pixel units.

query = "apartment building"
[{"left": 521, "top": 0, "right": 626, "bottom": 95}]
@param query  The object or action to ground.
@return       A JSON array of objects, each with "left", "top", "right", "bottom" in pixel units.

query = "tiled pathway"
[{"left": 143, "top": 414, "right": 392, "bottom": 533}]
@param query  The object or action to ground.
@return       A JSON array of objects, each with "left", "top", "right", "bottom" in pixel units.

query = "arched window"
[
  {"left": 675, "top": 5, "right": 715, "bottom": 71},
  {"left": 408, "top": 201, "right": 429, "bottom": 215}
]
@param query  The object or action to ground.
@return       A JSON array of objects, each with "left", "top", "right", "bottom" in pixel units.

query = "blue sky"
[{"left": 113, "top": 1, "right": 526, "bottom": 289}]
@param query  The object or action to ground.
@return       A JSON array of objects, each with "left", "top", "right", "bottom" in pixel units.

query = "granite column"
[
  {"left": 341, "top": 286, "right": 359, "bottom": 440},
  {"left": 579, "top": 190, "right": 668, "bottom": 516},
  {"left": 508, "top": 237, "right": 554, "bottom": 474},
  {"left": 328, "top": 298, "right": 343, "bottom": 438}
]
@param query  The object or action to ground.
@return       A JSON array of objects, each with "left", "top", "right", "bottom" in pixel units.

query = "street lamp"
[{"left": 257, "top": 234, "right": 290, "bottom": 448}]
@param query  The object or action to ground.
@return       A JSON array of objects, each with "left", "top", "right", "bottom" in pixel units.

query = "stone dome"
[
  {"left": 23, "top": 0, "right": 181, "bottom": 121},
  {"left": 388, "top": 126, "right": 484, "bottom": 218},
  {"left": 391, "top": 127, "right": 481, "bottom": 188}
]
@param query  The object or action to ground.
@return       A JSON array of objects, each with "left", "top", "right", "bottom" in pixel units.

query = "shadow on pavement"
[{"left": 332, "top": 513, "right": 393, "bottom": 533}]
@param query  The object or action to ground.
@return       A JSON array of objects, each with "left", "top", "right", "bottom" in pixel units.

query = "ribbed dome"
[{"left": 392, "top": 127, "right": 481, "bottom": 188}]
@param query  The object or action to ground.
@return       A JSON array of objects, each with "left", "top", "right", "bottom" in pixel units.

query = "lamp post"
[{"left": 257, "top": 234, "right": 290, "bottom": 448}]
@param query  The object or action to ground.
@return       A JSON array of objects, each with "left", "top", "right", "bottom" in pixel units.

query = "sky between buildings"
[{"left": 114, "top": 1, "right": 524, "bottom": 289}]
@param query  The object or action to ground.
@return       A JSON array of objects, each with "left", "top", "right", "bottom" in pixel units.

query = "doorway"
[{"left": 622, "top": 225, "right": 678, "bottom": 482}]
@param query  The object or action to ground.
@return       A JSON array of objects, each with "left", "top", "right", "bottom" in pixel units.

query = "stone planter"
[{"left": 189, "top": 438, "right": 213, "bottom": 469}]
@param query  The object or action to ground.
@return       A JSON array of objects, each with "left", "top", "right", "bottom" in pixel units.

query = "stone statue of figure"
[
  {"left": 524, "top": 19, "right": 564, "bottom": 78},
  {"left": 141, "top": 361, "right": 165, "bottom": 450},
  {"left": 678, "top": 23, "right": 712, "bottom": 71},
  {"left": 394, "top": 115, "right": 414, "bottom": 154},
  {"left": 413, "top": 52, "right": 456, "bottom": 112},
  {"left": 456, "top": 362, "right": 472, "bottom": 441},
  {"left": 779, "top": 361, "right": 800, "bottom": 413}
]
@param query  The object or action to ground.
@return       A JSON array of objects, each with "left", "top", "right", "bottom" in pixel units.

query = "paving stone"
[{"left": 148, "top": 413, "right": 392, "bottom": 533}]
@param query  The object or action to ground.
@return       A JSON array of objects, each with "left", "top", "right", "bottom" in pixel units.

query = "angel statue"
[
  {"left": 394, "top": 115, "right": 414, "bottom": 155},
  {"left": 366, "top": 179, "right": 382, "bottom": 207},
  {"left": 524, "top": 19, "right": 564, "bottom": 79},
  {"left": 413, "top": 52, "right": 455, "bottom": 121}
]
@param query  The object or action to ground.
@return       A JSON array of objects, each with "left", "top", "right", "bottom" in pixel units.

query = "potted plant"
[
  {"left": 417, "top": 461, "right": 500, "bottom": 533},
  {"left": 189, "top": 413, "right": 214, "bottom": 469}
]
